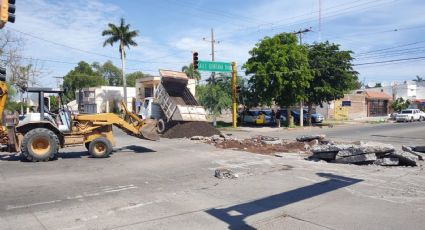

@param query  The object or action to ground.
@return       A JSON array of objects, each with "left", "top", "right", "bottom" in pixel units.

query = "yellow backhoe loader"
[{"left": 0, "top": 80, "right": 159, "bottom": 162}]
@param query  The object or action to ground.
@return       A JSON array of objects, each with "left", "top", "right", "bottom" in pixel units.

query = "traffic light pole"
[{"left": 231, "top": 62, "right": 237, "bottom": 128}]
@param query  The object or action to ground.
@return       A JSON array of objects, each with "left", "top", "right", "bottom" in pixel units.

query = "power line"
[
  {"left": 356, "top": 47, "right": 425, "bottom": 60},
  {"left": 256, "top": 0, "right": 395, "bottom": 33},
  {"left": 355, "top": 39, "right": 425, "bottom": 56},
  {"left": 7, "top": 28, "right": 176, "bottom": 64},
  {"left": 353, "top": 56, "right": 425, "bottom": 66}
]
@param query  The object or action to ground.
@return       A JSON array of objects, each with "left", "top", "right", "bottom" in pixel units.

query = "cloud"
[{"left": 4, "top": 0, "right": 425, "bottom": 85}]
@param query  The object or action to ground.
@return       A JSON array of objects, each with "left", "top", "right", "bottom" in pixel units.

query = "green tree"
[
  {"left": 305, "top": 41, "right": 358, "bottom": 125},
  {"left": 102, "top": 18, "right": 139, "bottom": 105},
  {"left": 182, "top": 63, "right": 201, "bottom": 82},
  {"left": 196, "top": 82, "right": 232, "bottom": 125},
  {"left": 126, "top": 71, "right": 144, "bottom": 87},
  {"left": 93, "top": 61, "right": 122, "bottom": 86},
  {"left": 48, "top": 95, "right": 60, "bottom": 112},
  {"left": 63, "top": 61, "right": 105, "bottom": 102},
  {"left": 391, "top": 97, "right": 410, "bottom": 112},
  {"left": 243, "top": 33, "right": 312, "bottom": 126}
]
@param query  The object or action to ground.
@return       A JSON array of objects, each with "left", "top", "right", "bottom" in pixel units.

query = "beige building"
[{"left": 317, "top": 90, "right": 392, "bottom": 120}]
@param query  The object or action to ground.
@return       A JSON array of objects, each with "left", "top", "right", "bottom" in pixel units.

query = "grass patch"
[{"left": 215, "top": 121, "right": 233, "bottom": 128}]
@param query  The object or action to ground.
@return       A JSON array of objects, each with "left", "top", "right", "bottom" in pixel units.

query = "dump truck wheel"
[
  {"left": 88, "top": 137, "right": 112, "bottom": 158},
  {"left": 157, "top": 119, "right": 166, "bottom": 134},
  {"left": 21, "top": 128, "right": 59, "bottom": 162}
]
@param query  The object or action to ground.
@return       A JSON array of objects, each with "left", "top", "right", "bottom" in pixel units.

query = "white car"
[{"left": 395, "top": 109, "right": 424, "bottom": 122}]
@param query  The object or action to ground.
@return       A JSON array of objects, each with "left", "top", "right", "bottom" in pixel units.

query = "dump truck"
[
  {"left": 139, "top": 70, "right": 207, "bottom": 133},
  {"left": 0, "top": 80, "right": 159, "bottom": 162}
]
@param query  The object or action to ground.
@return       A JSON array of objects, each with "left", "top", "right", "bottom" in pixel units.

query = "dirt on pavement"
[
  {"left": 213, "top": 137, "right": 306, "bottom": 155},
  {"left": 163, "top": 121, "right": 221, "bottom": 139}
]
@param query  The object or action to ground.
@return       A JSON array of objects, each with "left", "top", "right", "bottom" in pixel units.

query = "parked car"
[
  {"left": 238, "top": 109, "right": 274, "bottom": 125},
  {"left": 279, "top": 109, "right": 324, "bottom": 124},
  {"left": 292, "top": 109, "right": 324, "bottom": 123},
  {"left": 395, "top": 109, "right": 424, "bottom": 122}
]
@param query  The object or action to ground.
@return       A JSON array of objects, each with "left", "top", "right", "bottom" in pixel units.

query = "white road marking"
[
  {"left": 6, "top": 184, "right": 138, "bottom": 210},
  {"left": 117, "top": 200, "right": 159, "bottom": 211},
  {"left": 7, "top": 200, "right": 62, "bottom": 210},
  {"left": 104, "top": 186, "right": 137, "bottom": 193}
]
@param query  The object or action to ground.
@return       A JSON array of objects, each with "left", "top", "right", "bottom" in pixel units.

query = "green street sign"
[{"left": 198, "top": 60, "right": 232, "bottom": 72}]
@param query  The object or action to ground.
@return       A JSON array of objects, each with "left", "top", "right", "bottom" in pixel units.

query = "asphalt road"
[{"left": 0, "top": 124, "right": 424, "bottom": 230}]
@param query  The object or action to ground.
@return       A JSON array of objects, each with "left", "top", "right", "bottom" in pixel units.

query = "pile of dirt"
[
  {"left": 213, "top": 137, "right": 306, "bottom": 155},
  {"left": 163, "top": 122, "right": 221, "bottom": 138}
]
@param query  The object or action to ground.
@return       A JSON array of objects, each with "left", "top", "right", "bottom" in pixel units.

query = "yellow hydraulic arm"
[
  {"left": 0, "top": 81, "right": 8, "bottom": 122},
  {"left": 73, "top": 101, "right": 159, "bottom": 141}
]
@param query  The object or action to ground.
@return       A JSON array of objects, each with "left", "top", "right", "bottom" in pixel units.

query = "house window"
[{"left": 145, "top": 87, "right": 153, "bottom": 97}]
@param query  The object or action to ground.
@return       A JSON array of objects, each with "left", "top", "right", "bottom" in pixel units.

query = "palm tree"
[
  {"left": 413, "top": 75, "right": 424, "bottom": 82},
  {"left": 182, "top": 63, "right": 201, "bottom": 83},
  {"left": 102, "top": 18, "right": 139, "bottom": 105}
]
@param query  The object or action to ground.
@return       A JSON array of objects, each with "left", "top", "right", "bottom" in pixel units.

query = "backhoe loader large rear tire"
[
  {"left": 88, "top": 137, "right": 112, "bottom": 158},
  {"left": 21, "top": 128, "right": 59, "bottom": 162}
]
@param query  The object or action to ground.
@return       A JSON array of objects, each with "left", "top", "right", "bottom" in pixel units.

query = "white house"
[
  {"left": 76, "top": 86, "right": 136, "bottom": 113},
  {"left": 368, "top": 81, "right": 423, "bottom": 101}
]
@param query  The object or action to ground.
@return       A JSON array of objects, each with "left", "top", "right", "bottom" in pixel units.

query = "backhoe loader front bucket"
[{"left": 140, "top": 119, "right": 160, "bottom": 141}]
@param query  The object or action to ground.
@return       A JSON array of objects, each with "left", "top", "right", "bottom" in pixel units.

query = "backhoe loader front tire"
[
  {"left": 21, "top": 128, "right": 59, "bottom": 162},
  {"left": 88, "top": 137, "right": 112, "bottom": 158}
]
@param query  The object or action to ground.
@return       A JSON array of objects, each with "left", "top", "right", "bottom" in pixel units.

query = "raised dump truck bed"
[{"left": 156, "top": 70, "right": 207, "bottom": 122}]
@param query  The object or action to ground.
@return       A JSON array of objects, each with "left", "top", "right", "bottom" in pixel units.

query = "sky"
[{"left": 3, "top": 0, "right": 425, "bottom": 87}]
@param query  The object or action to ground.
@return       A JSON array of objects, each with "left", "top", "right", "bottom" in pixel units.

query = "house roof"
[{"left": 365, "top": 91, "right": 392, "bottom": 100}]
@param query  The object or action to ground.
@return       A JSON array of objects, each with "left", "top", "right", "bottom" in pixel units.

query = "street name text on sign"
[{"left": 198, "top": 60, "right": 232, "bottom": 72}]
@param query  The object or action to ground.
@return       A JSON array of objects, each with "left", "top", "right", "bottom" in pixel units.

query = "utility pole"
[
  {"left": 318, "top": 0, "right": 322, "bottom": 41},
  {"left": 202, "top": 28, "right": 221, "bottom": 127},
  {"left": 53, "top": 76, "right": 64, "bottom": 88},
  {"left": 231, "top": 62, "right": 237, "bottom": 128},
  {"left": 293, "top": 28, "right": 311, "bottom": 127},
  {"left": 203, "top": 28, "right": 220, "bottom": 83}
]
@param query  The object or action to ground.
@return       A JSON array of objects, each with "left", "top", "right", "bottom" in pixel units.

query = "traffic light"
[
  {"left": 192, "top": 52, "right": 199, "bottom": 70},
  {"left": 1, "top": 0, "right": 16, "bottom": 24},
  {"left": 0, "top": 67, "right": 6, "bottom": 82}
]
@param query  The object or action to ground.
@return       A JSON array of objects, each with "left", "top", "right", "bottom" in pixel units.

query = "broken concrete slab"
[
  {"left": 388, "top": 151, "right": 418, "bottom": 166},
  {"left": 308, "top": 139, "right": 319, "bottom": 147},
  {"left": 334, "top": 153, "right": 377, "bottom": 164},
  {"left": 296, "top": 134, "right": 326, "bottom": 142},
  {"left": 191, "top": 136, "right": 204, "bottom": 141},
  {"left": 214, "top": 168, "right": 238, "bottom": 179},
  {"left": 312, "top": 152, "right": 337, "bottom": 161},
  {"left": 402, "top": 146, "right": 424, "bottom": 161},
  {"left": 311, "top": 144, "right": 354, "bottom": 154},
  {"left": 413, "top": 146, "right": 425, "bottom": 153},
  {"left": 335, "top": 148, "right": 367, "bottom": 159},
  {"left": 319, "top": 139, "right": 334, "bottom": 145},
  {"left": 374, "top": 158, "right": 399, "bottom": 166},
  {"left": 360, "top": 142, "right": 395, "bottom": 154}
]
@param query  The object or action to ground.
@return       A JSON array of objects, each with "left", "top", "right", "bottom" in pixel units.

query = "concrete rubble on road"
[
  {"left": 191, "top": 134, "right": 423, "bottom": 167},
  {"left": 305, "top": 137, "right": 423, "bottom": 167}
]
